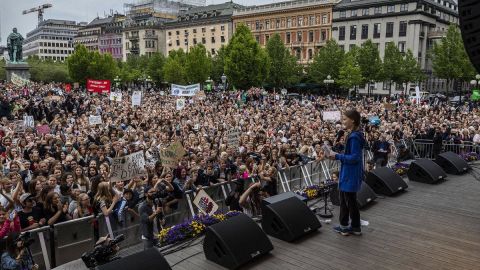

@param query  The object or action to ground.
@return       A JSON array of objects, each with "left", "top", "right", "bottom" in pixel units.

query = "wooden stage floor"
[{"left": 56, "top": 173, "right": 480, "bottom": 270}]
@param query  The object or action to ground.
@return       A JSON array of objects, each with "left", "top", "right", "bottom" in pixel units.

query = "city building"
[
  {"left": 122, "top": 0, "right": 202, "bottom": 60},
  {"left": 74, "top": 17, "right": 112, "bottom": 52},
  {"left": 164, "top": 2, "right": 241, "bottom": 56},
  {"left": 331, "top": 0, "right": 459, "bottom": 94},
  {"left": 99, "top": 15, "right": 126, "bottom": 60},
  {"left": 23, "top": 19, "right": 84, "bottom": 61},
  {"left": 233, "top": 0, "right": 340, "bottom": 65}
]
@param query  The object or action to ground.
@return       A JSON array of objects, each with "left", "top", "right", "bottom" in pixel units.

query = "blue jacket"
[{"left": 335, "top": 131, "right": 365, "bottom": 192}]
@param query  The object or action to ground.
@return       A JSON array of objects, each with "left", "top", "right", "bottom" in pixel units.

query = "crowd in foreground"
[{"left": 0, "top": 82, "right": 479, "bottom": 265}]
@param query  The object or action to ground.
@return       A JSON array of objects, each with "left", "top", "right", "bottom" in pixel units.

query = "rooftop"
[{"left": 234, "top": 0, "right": 340, "bottom": 16}]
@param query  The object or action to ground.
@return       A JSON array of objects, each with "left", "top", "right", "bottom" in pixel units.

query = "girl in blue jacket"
[{"left": 328, "top": 110, "right": 365, "bottom": 236}]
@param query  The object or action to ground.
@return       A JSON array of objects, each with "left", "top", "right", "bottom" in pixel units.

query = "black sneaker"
[
  {"left": 350, "top": 227, "right": 362, "bottom": 236},
  {"left": 333, "top": 225, "right": 351, "bottom": 236}
]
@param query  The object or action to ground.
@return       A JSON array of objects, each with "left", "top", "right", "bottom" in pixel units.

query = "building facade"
[
  {"left": 233, "top": 0, "right": 339, "bottom": 65},
  {"left": 164, "top": 2, "right": 241, "bottom": 56},
  {"left": 332, "top": 0, "right": 459, "bottom": 93},
  {"left": 23, "top": 19, "right": 83, "bottom": 61},
  {"left": 99, "top": 15, "right": 126, "bottom": 60},
  {"left": 73, "top": 18, "right": 108, "bottom": 52}
]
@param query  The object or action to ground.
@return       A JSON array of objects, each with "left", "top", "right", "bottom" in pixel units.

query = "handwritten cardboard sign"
[
  {"left": 159, "top": 141, "right": 186, "bottom": 168},
  {"left": 226, "top": 128, "right": 241, "bottom": 148},
  {"left": 36, "top": 125, "right": 50, "bottom": 135},
  {"left": 110, "top": 151, "right": 147, "bottom": 182},
  {"left": 193, "top": 189, "right": 219, "bottom": 215},
  {"left": 88, "top": 115, "right": 102, "bottom": 126}
]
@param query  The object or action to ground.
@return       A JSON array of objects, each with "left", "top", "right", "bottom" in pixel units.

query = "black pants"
[{"left": 339, "top": 191, "right": 360, "bottom": 229}]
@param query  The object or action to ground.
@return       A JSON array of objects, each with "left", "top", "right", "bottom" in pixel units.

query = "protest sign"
[
  {"left": 64, "top": 84, "right": 72, "bottom": 93},
  {"left": 14, "top": 120, "right": 25, "bottom": 134},
  {"left": 132, "top": 91, "right": 142, "bottom": 106},
  {"left": 73, "top": 82, "right": 79, "bottom": 89},
  {"left": 226, "top": 128, "right": 241, "bottom": 147},
  {"left": 176, "top": 98, "right": 186, "bottom": 110},
  {"left": 322, "top": 111, "right": 342, "bottom": 122},
  {"left": 110, "top": 92, "right": 123, "bottom": 102},
  {"left": 171, "top": 83, "right": 200, "bottom": 96},
  {"left": 160, "top": 141, "right": 186, "bottom": 168},
  {"left": 36, "top": 125, "right": 50, "bottom": 135},
  {"left": 89, "top": 115, "right": 102, "bottom": 126},
  {"left": 195, "top": 90, "right": 206, "bottom": 100},
  {"left": 193, "top": 189, "right": 219, "bottom": 215},
  {"left": 110, "top": 151, "right": 147, "bottom": 182},
  {"left": 87, "top": 79, "right": 111, "bottom": 94},
  {"left": 23, "top": 116, "right": 34, "bottom": 128}
]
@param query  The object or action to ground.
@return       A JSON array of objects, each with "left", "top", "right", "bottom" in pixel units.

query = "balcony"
[
  {"left": 144, "top": 34, "right": 158, "bottom": 40},
  {"left": 129, "top": 47, "right": 140, "bottom": 54},
  {"left": 126, "top": 35, "right": 140, "bottom": 41},
  {"left": 427, "top": 30, "right": 447, "bottom": 39}
]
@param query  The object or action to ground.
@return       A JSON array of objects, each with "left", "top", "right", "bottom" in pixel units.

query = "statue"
[{"left": 7, "top": 28, "right": 24, "bottom": 63}]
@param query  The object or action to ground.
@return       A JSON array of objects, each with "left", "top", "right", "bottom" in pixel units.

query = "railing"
[{"left": 412, "top": 139, "right": 480, "bottom": 160}]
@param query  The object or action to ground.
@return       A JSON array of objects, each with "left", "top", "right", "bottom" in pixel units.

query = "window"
[
  {"left": 339, "top": 26, "right": 346, "bottom": 41},
  {"left": 176, "top": 40, "right": 180, "bottom": 46},
  {"left": 349, "top": 44, "right": 356, "bottom": 51},
  {"left": 298, "top": 16, "right": 303, "bottom": 26},
  {"left": 386, "top": 22, "right": 394, "bottom": 38},
  {"left": 361, "top": 24, "right": 369, "bottom": 39},
  {"left": 211, "top": 48, "right": 215, "bottom": 55},
  {"left": 211, "top": 36, "right": 215, "bottom": 43},
  {"left": 221, "top": 36, "right": 225, "bottom": 43},
  {"left": 321, "top": 30, "right": 327, "bottom": 41},
  {"left": 374, "top": 7, "right": 382, "bottom": 14},
  {"left": 309, "top": 15, "right": 315, "bottom": 26},
  {"left": 265, "top": 20, "right": 270, "bottom": 29},
  {"left": 221, "top": 25, "right": 225, "bottom": 31},
  {"left": 374, "top": 23, "right": 381, "bottom": 38},
  {"left": 193, "top": 29, "right": 197, "bottom": 34},
  {"left": 296, "top": 48, "right": 301, "bottom": 60},
  {"left": 286, "top": 32, "right": 291, "bottom": 43},
  {"left": 387, "top": 5, "right": 395, "bottom": 13},
  {"left": 297, "top": 31, "right": 302, "bottom": 42},
  {"left": 351, "top": 10, "right": 358, "bottom": 17},
  {"left": 255, "top": 35, "right": 260, "bottom": 43},
  {"left": 400, "top": 4, "right": 408, "bottom": 12},
  {"left": 287, "top": 18, "right": 292, "bottom": 28},
  {"left": 256, "top": 21, "right": 260, "bottom": 30},
  {"left": 399, "top": 21, "right": 407, "bottom": 37},
  {"left": 276, "top": 19, "right": 280, "bottom": 28},
  {"left": 184, "top": 39, "right": 188, "bottom": 45},
  {"left": 265, "top": 35, "right": 270, "bottom": 43},
  {"left": 202, "top": 37, "right": 206, "bottom": 44},
  {"left": 340, "top": 11, "right": 346, "bottom": 18},
  {"left": 211, "top": 27, "right": 215, "bottom": 32},
  {"left": 398, "top": 41, "right": 406, "bottom": 53},
  {"left": 202, "top": 28, "right": 206, "bottom": 33},
  {"left": 193, "top": 38, "right": 197, "bottom": 44},
  {"left": 339, "top": 45, "right": 345, "bottom": 51},
  {"left": 309, "top": 31, "right": 314, "bottom": 42},
  {"left": 176, "top": 31, "right": 180, "bottom": 35},
  {"left": 308, "top": 49, "right": 313, "bottom": 60},
  {"left": 362, "top": 8, "right": 369, "bottom": 16},
  {"left": 350, "top": 25, "right": 357, "bottom": 40},
  {"left": 322, "top": 15, "right": 328, "bottom": 24}
]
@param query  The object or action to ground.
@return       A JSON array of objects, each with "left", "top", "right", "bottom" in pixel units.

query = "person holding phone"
[{"left": 328, "top": 110, "right": 365, "bottom": 236}]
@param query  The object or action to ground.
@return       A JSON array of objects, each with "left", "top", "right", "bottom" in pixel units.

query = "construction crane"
[{"left": 22, "top": 4, "right": 53, "bottom": 26}]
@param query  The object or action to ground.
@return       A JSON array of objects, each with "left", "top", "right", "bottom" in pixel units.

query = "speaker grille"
[{"left": 459, "top": 0, "right": 480, "bottom": 73}]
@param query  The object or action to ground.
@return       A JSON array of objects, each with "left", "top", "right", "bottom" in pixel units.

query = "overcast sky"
[{"left": 0, "top": 0, "right": 276, "bottom": 44}]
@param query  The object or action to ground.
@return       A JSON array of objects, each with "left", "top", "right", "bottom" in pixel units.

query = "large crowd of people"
[{"left": 0, "top": 82, "right": 479, "bottom": 241}]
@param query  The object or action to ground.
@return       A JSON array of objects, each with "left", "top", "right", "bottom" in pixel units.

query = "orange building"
[{"left": 232, "top": 0, "right": 339, "bottom": 65}]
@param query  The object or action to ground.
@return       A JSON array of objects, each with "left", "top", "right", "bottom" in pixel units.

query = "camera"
[{"left": 81, "top": 234, "right": 125, "bottom": 269}]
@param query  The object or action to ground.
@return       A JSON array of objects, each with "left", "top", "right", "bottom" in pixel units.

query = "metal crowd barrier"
[
  {"left": 53, "top": 216, "right": 95, "bottom": 266},
  {"left": 412, "top": 140, "right": 480, "bottom": 160},
  {"left": 27, "top": 226, "right": 52, "bottom": 270}
]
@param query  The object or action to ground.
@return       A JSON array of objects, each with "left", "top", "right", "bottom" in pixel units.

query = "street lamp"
[
  {"left": 323, "top": 75, "right": 334, "bottom": 93},
  {"left": 470, "top": 74, "right": 480, "bottom": 102},
  {"left": 145, "top": 75, "right": 152, "bottom": 89},
  {"left": 114, "top": 76, "right": 121, "bottom": 90},
  {"left": 221, "top": 74, "right": 227, "bottom": 91}
]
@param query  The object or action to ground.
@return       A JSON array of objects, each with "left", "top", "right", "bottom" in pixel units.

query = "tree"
[
  {"left": 266, "top": 33, "right": 300, "bottom": 88},
  {"left": 0, "top": 59, "right": 6, "bottom": 81},
  {"left": 382, "top": 42, "right": 403, "bottom": 95},
  {"left": 28, "top": 56, "right": 70, "bottom": 83},
  {"left": 147, "top": 52, "right": 165, "bottom": 86},
  {"left": 431, "top": 24, "right": 476, "bottom": 92},
  {"left": 185, "top": 44, "right": 212, "bottom": 84},
  {"left": 67, "top": 44, "right": 118, "bottom": 84},
  {"left": 400, "top": 50, "right": 425, "bottom": 91},
  {"left": 224, "top": 24, "right": 269, "bottom": 89},
  {"left": 338, "top": 51, "right": 363, "bottom": 92},
  {"left": 308, "top": 39, "right": 344, "bottom": 83},
  {"left": 163, "top": 49, "right": 187, "bottom": 85},
  {"left": 357, "top": 39, "right": 382, "bottom": 92},
  {"left": 211, "top": 46, "right": 226, "bottom": 83}
]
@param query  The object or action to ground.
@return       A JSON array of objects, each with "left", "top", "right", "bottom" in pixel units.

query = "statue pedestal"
[{"left": 5, "top": 62, "right": 30, "bottom": 83}]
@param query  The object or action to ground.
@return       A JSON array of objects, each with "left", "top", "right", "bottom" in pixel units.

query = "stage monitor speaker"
[
  {"left": 356, "top": 182, "right": 377, "bottom": 208},
  {"left": 407, "top": 159, "right": 447, "bottom": 184},
  {"left": 261, "top": 196, "right": 321, "bottom": 242},
  {"left": 435, "top": 152, "right": 470, "bottom": 175},
  {"left": 365, "top": 167, "right": 408, "bottom": 196},
  {"left": 459, "top": 0, "right": 480, "bottom": 73},
  {"left": 97, "top": 248, "right": 171, "bottom": 270},
  {"left": 203, "top": 213, "right": 273, "bottom": 270},
  {"left": 262, "top": 191, "right": 307, "bottom": 206}
]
